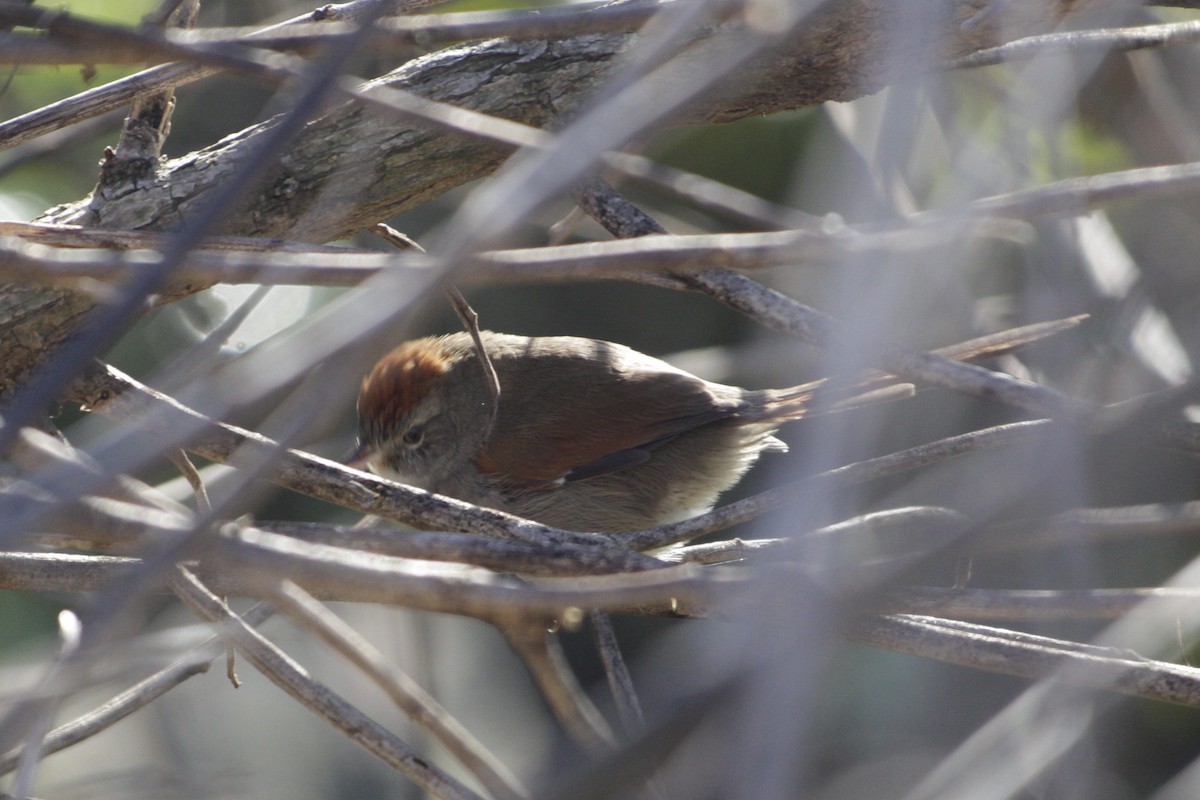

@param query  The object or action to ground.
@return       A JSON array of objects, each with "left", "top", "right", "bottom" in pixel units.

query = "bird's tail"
[{"left": 760, "top": 380, "right": 914, "bottom": 423}]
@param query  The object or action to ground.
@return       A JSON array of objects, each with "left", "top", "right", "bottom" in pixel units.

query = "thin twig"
[
  {"left": 370, "top": 222, "right": 503, "bottom": 443},
  {"left": 0, "top": 0, "right": 453, "bottom": 150},
  {"left": 931, "top": 160, "right": 1200, "bottom": 222},
  {"left": 0, "top": 1, "right": 688, "bottom": 65},
  {"left": 688, "top": 267, "right": 1091, "bottom": 419},
  {"left": 0, "top": 604, "right": 275, "bottom": 776},
  {"left": 976, "top": 502, "right": 1200, "bottom": 554},
  {"left": 168, "top": 566, "right": 487, "bottom": 800},
  {"left": 11, "top": 610, "right": 81, "bottom": 797},
  {"left": 944, "top": 19, "right": 1200, "bottom": 71},
  {"left": 160, "top": 284, "right": 272, "bottom": 383},
  {"left": 607, "top": 150, "right": 825, "bottom": 231},
  {"left": 572, "top": 179, "right": 1090, "bottom": 420},
  {"left": 0, "top": 218, "right": 1014, "bottom": 287},
  {"left": 850, "top": 614, "right": 1200, "bottom": 708},
  {"left": 590, "top": 612, "right": 645, "bottom": 734},
  {"left": 614, "top": 420, "right": 1053, "bottom": 551},
  {"left": 167, "top": 450, "right": 210, "bottom": 513},
  {"left": 671, "top": 537, "right": 785, "bottom": 565},
  {"left": 269, "top": 580, "right": 530, "bottom": 800},
  {"left": 444, "top": 283, "right": 501, "bottom": 442},
  {"left": 876, "top": 587, "right": 1200, "bottom": 621},
  {"left": 2, "top": 490, "right": 191, "bottom": 553},
  {"left": 498, "top": 621, "right": 617, "bottom": 754},
  {"left": 10, "top": 425, "right": 190, "bottom": 518}
]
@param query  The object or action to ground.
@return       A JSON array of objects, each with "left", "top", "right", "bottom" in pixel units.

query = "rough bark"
[{"left": 0, "top": 0, "right": 1148, "bottom": 400}]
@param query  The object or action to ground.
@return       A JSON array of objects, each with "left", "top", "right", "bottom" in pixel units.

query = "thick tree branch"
[{"left": 0, "top": 0, "right": 1155, "bottom": 400}]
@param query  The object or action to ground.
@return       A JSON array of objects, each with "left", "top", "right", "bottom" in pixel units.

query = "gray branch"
[{"left": 0, "top": 0, "right": 1145, "bottom": 400}]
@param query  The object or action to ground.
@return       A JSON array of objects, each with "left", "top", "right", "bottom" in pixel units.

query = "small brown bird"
[{"left": 351, "top": 331, "right": 830, "bottom": 533}]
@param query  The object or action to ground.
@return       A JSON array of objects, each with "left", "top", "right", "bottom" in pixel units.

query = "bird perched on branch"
[{"left": 352, "top": 331, "right": 844, "bottom": 533}]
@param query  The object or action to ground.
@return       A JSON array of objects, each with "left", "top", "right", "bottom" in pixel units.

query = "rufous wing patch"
[{"left": 475, "top": 371, "right": 740, "bottom": 491}]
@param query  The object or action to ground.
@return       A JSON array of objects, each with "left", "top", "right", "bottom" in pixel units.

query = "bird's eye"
[{"left": 401, "top": 424, "right": 424, "bottom": 446}]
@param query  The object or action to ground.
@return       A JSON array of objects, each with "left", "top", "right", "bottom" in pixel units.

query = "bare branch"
[
  {"left": 614, "top": 419, "right": 1050, "bottom": 552},
  {"left": 168, "top": 566, "right": 488, "bottom": 800},
  {"left": 877, "top": 587, "right": 1200, "bottom": 621},
  {"left": 0, "top": 534, "right": 722, "bottom": 616},
  {"left": 0, "top": 604, "right": 274, "bottom": 776},
  {"left": 590, "top": 612, "right": 646, "bottom": 734},
  {"left": 0, "top": 0, "right": 685, "bottom": 66},
  {"left": 850, "top": 614, "right": 1200, "bottom": 708},
  {"left": 68, "top": 362, "right": 655, "bottom": 557},
  {"left": 269, "top": 581, "right": 529, "bottom": 800},
  {"left": 258, "top": 521, "right": 651, "bottom": 577},
  {"left": 1, "top": 0, "right": 1141, "bottom": 400},
  {"left": 499, "top": 621, "right": 617, "bottom": 754},
  {"left": 945, "top": 18, "right": 1200, "bottom": 71}
]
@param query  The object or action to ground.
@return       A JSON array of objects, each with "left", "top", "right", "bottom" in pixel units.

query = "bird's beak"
[{"left": 343, "top": 440, "right": 376, "bottom": 471}]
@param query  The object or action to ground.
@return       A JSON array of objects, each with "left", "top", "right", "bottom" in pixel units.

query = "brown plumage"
[{"left": 354, "top": 331, "right": 817, "bottom": 532}]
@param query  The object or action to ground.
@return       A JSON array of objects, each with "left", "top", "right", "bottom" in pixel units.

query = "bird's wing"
[{"left": 474, "top": 363, "right": 742, "bottom": 492}]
